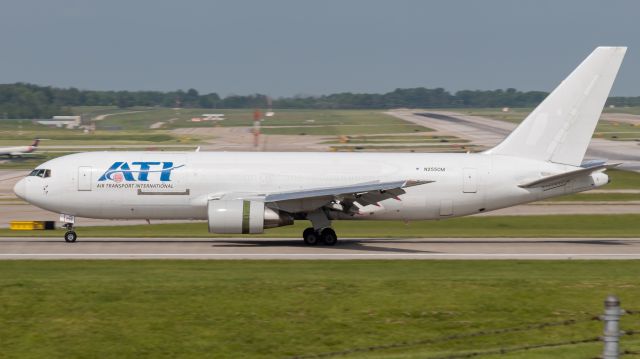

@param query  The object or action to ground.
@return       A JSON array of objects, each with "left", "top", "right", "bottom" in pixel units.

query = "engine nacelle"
[{"left": 207, "top": 200, "right": 293, "bottom": 234}]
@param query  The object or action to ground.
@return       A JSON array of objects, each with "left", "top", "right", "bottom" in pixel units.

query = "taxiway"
[{"left": 2, "top": 236, "right": 639, "bottom": 260}]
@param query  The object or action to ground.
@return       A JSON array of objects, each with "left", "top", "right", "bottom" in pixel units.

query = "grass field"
[
  {"left": 455, "top": 108, "right": 640, "bottom": 140},
  {"left": 322, "top": 135, "right": 468, "bottom": 145},
  {"left": 1, "top": 260, "right": 640, "bottom": 358},
  {"left": 605, "top": 169, "right": 640, "bottom": 189},
  {"left": 548, "top": 192, "right": 640, "bottom": 202},
  {"left": 603, "top": 106, "right": 640, "bottom": 115},
  {"left": 0, "top": 152, "right": 76, "bottom": 170},
  {"left": 96, "top": 108, "right": 432, "bottom": 135},
  {"left": 2, "top": 214, "right": 639, "bottom": 238},
  {"left": 0, "top": 108, "right": 432, "bottom": 148},
  {"left": 457, "top": 106, "right": 640, "bottom": 121},
  {"left": 0, "top": 146, "right": 195, "bottom": 170},
  {"left": 0, "top": 125, "right": 193, "bottom": 146},
  {"left": 594, "top": 121, "right": 640, "bottom": 141},
  {"left": 261, "top": 124, "right": 428, "bottom": 136},
  {"left": 454, "top": 108, "right": 532, "bottom": 124},
  {"left": 330, "top": 144, "right": 478, "bottom": 152}
]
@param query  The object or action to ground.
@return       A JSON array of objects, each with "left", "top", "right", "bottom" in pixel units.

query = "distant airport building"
[
  {"left": 192, "top": 114, "right": 225, "bottom": 122},
  {"left": 37, "top": 115, "right": 81, "bottom": 129}
]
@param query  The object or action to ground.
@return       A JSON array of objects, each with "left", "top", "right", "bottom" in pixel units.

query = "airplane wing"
[
  {"left": 519, "top": 163, "right": 619, "bottom": 189},
  {"left": 215, "top": 179, "right": 433, "bottom": 213},
  {"left": 265, "top": 179, "right": 429, "bottom": 202}
]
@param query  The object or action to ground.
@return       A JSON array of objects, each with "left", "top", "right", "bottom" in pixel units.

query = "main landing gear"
[
  {"left": 302, "top": 209, "right": 338, "bottom": 246},
  {"left": 63, "top": 223, "right": 77, "bottom": 243},
  {"left": 303, "top": 227, "right": 338, "bottom": 246}
]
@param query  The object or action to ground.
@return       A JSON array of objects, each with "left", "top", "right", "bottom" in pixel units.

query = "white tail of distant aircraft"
[
  {"left": 14, "top": 47, "right": 627, "bottom": 244},
  {"left": 0, "top": 139, "right": 40, "bottom": 158}
]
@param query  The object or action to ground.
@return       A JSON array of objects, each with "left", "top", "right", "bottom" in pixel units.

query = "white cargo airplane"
[
  {"left": 14, "top": 47, "right": 627, "bottom": 243},
  {"left": 1, "top": 139, "right": 39, "bottom": 158}
]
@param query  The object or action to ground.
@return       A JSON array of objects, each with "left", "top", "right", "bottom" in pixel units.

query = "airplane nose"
[{"left": 13, "top": 178, "right": 27, "bottom": 200}]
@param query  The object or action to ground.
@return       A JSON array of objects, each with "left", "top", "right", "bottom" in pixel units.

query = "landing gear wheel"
[
  {"left": 64, "top": 231, "right": 77, "bottom": 243},
  {"left": 303, "top": 227, "right": 319, "bottom": 246},
  {"left": 320, "top": 228, "right": 338, "bottom": 246}
]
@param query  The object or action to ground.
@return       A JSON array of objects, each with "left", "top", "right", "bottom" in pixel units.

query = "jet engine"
[{"left": 207, "top": 200, "right": 293, "bottom": 234}]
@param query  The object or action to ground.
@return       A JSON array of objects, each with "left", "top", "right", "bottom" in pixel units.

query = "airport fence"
[{"left": 291, "top": 295, "right": 639, "bottom": 359}]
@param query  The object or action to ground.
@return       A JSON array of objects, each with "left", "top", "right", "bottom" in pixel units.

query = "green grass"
[
  {"left": 261, "top": 124, "right": 429, "bottom": 136},
  {"left": 603, "top": 106, "right": 640, "bottom": 115},
  {"left": 0, "top": 152, "right": 76, "bottom": 169},
  {"left": 70, "top": 106, "right": 153, "bottom": 119},
  {"left": 1, "top": 260, "right": 640, "bottom": 358},
  {"left": 2, "top": 214, "right": 640, "bottom": 238},
  {"left": 0, "top": 128, "right": 191, "bottom": 146},
  {"left": 0, "top": 145, "right": 198, "bottom": 169},
  {"left": 322, "top": 135, "right": 467, "bottom": 144},
  {"left": 453, "top": 108, "right": 640, "bottom": 139},
  {"left": 547, "top": 192, "right": 640, "bottom": 202},
  {"left": 330, "top": 144, "right": 477, "bottom": 152},
  {"left": 453, "top": 107, "right": 532, "bottom": 124},
  {"left": 96, "top": 108, "right": 434, "bottom": 135},
  {"left": 594, "top": 121, "right": 640, "bottom": 141},
  {"left": 606, "top": 169, "right": 640, "bottom": 189}
]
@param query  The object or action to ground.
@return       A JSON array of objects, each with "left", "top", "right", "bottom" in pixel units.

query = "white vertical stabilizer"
[{"left": 487, "top": 47, "right": 626, "bottom": 166}]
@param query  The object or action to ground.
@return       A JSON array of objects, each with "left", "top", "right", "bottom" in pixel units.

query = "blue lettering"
[
  {"left": 160, "top": 162, "right": 174, "bottom": 181},
  {"left": 98, "top": 162, "right": 135, "bottom": 181},
  {"left": 98, "top": 161, "right": 183, "bottom": 182},
  {"left": 132, "top": 162, "right": 160, "bottom": 181}
]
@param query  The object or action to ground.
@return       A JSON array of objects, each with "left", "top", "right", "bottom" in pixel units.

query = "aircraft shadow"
[{"left": 212, "top": 239, "right": 437, "bottom": 254}]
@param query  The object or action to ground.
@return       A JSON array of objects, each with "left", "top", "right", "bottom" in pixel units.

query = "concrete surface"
[{"left": 1, "top": 236, "right": 640, "bottom": 259}]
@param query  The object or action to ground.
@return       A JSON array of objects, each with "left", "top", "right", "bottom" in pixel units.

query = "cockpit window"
[{"left": 28, "top": 169, "right": 51, "bottom": 178}]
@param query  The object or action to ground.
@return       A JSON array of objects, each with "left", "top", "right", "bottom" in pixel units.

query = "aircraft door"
[
  {"left": 78, "top": 166, "right": 92, "bottom": 191},
  {"left": 463, "top": 168, "right": 477, "bottom": 193},
  {"left": 439, "top": 199, "right": 453, "bottom": 216}
]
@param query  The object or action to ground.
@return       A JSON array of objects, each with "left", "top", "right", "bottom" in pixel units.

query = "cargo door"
[
  {"left": 463, "top": 168, "right": 477, "bottom": 193},
  {"left": 439, "top": 199, "right": 453, "bottom": 216},
  {"left": 78, "top": 166, "right": 92, "bottom": 191}
]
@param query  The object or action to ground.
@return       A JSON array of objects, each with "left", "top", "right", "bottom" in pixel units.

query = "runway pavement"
[
  {"left": 387, "top": 109, "right": 640, "bottom": 171},
  {"left": 2, "top": 236, "right": 640, "bottom": 260}
]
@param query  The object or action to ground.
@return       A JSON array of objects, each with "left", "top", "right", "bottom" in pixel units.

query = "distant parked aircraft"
[{"left": 0, "top": 139, "right": 39, "bottom": 158}]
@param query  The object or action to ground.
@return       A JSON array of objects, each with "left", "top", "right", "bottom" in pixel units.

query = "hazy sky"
[{"left": 0, "top": 0, "right": 638, "bottom": 96}]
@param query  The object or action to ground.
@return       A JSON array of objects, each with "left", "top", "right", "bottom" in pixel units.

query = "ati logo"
[{"left": 98, "top": 162, "right": 184, "bottom": 182}]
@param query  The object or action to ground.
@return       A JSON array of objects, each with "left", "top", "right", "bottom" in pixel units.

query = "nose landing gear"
[{"left": 63, "top": 223, "right": 77, "bottom": 243}]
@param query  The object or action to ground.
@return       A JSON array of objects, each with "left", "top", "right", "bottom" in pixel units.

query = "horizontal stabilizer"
[{"left": 519, "top": 163, "right": 619, "bottom": 188}]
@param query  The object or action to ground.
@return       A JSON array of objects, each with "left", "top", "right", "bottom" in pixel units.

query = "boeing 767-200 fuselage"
[{"left": 14, "top": 47, "right": 627, "bottom": 244}]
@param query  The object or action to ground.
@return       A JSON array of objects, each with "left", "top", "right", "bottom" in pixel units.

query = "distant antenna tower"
[
  {"left": 265, "top": 96, "right": 275, "bottom": 118},
  {"left": 253, "top": 109, "right": 262, "bottom": 149}
]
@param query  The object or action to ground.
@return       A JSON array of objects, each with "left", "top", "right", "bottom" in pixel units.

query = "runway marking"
[{"left": 2, "top": 253, "right": 640, "bottom": 258}]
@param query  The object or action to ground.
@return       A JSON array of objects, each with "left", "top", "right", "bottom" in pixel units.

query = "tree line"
[{"left": 1, "top": 82, "right": 639, "bottom": 119}]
